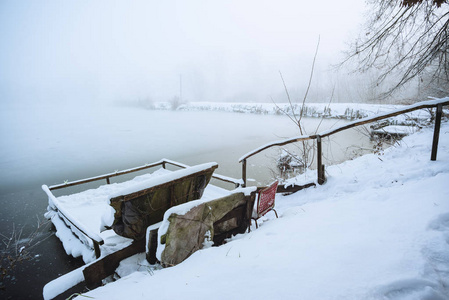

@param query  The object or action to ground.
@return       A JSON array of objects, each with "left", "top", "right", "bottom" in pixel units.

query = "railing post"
[
  {"left": 316, "top": 135, "right": 325, "bottom": 185},
  {"left": 162, "top": 161, "right": 166, "bottom": 169},
  {"left": 242, "top": 159, "right": 247, "bottom": 188},
  {"left": 431, "top": 104, "right": 443, "bottom": 161},
  {"left": 146, "top": 228, "right": 159, "bottom": 264},
  {"left": 93, "top": 241, "right": 101, "bottom": 259},
  {"left": 106, "top": 177, "right": 110, "bottom": 184}
]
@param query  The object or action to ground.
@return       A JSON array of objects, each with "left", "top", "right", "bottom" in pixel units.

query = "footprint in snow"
[{"left": 374, "top": 278, "right": 446, "bottom": 300}]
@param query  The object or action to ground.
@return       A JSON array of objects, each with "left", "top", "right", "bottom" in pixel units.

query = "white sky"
[{"left": 0, "top": 0, "right": 366, "bottom": 105}]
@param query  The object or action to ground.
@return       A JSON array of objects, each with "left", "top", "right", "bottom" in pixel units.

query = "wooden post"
[
  {"left": 321, "top": 164, "right": 325, "bottom": 183},
  {"left": 431, "top": 104, "right": 443, "bottom": 161},
  {"left": 317, "top": 135, "right": 325, "bottom": 185},
  {"left": 93, "top": 241, "right": 101, "bottom": 259},
  {"left": 162, "top": 161, "right": 166, "bottom": 169},
  {"left": 242, "top": 159, "right": 247, "bottom": 188},
  {"left": 106, "top": 177, "right": 110, "bottom": 184},
  {"left": 146, "top": 228, "right": 159, "bottom": 265}
]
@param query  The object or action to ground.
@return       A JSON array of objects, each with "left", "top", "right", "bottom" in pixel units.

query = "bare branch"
[
  {"left": 342, "top": 0, "right": 449, "bottom": 99},
  {"left": 300, "top": 36, "right": 320, "bottom": 125}
]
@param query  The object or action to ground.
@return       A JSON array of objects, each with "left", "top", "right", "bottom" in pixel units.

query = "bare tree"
[
  {"left": 343, "top": 0, "right": 449, "bottom": 99},
  {"left": 272, "top": 37, "right": 321, "bottom": 172}
]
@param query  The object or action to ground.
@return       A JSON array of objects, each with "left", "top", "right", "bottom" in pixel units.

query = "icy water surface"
[{"left": 0, "top": 105, "right": 373, "bottom": 299}]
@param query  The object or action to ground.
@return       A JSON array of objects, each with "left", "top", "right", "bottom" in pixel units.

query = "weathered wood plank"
[
  {"left": 83, "top": 239, "right": 146, "bottom": 289},
  {"left": 119, "top": 165, "right": 216, "bottom": 201},
  {"left": 275, "top": 182, "right": 316, "bottom": 194}
]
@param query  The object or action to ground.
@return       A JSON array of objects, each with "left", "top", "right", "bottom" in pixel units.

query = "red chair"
[{"left": 251, "top": 181, "right": 279, "bottom": 230}]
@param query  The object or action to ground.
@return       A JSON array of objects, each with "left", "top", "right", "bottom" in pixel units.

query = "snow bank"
[
  {"left": 79, "top": 121, "right": 449, "bottom": 300},
  {"left": 43, "top": 264, "right": 86, "bottom": 300}
]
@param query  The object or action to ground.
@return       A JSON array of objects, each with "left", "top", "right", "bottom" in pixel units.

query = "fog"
[{"left": 0, "top": 0, "right": 366, "bottom": 107}]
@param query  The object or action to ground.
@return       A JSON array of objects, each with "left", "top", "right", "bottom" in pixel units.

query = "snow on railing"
[
  {"left": 49, "top": 158, "right": 242, "bottom": 191},
  {"left": 239, "top": 98, "right": 449, "bottom": 187},
  {"left": 48, "top": 159, "right": 171, "bottom": 190},
  {"left": 159, "top": 159, "right": 242, "bottom": 187}
]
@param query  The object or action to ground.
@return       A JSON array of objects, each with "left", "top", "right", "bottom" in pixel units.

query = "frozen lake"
[
  {"left": 0, "top": 104, "right": 373, "bottom": 298},
  {"left": 0, "top": 104, "right": 373, "bottom": 191}
]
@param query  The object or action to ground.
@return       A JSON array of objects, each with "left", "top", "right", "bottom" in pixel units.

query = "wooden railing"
[
  {"left": 44, "top": 159, "right": 241, "bottom": 258},
  {"left": 239, "top": 98, "right": 449, "bottom": 187},
  {"left": 49, "top": 158, "right": 241, "bottom": 191}
]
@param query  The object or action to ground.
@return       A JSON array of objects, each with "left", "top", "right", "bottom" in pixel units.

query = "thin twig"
[{"left": 299, "top": 35, "right": 321, "bottom": 125}]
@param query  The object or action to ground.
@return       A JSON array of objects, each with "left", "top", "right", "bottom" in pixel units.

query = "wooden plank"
[
  {"left": 213, "top": 205, "right": 247, "bottom": 245},
  {"left": 212, "top": 192, "right": 255, "bottom": 245},
  {"left": 83, "top": 239, "right": 146, "bottom": 289},
  {"left": 163, "top": 159, "right": 241, "bottom": 186},
  {"left": 276, "top": 182, "right": 316, "bottom": 194},
  {"left": 119, "top": 165, "right": 217, "bottom": 201}
]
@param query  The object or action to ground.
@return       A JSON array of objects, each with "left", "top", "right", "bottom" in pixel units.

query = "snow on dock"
[{"left": 43, "top": 163, "right": 230, "bottom": 264}]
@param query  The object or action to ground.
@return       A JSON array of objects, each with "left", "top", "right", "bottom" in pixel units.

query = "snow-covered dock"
[{"left": 42, "top": 160, "right": 233, "bottom": 264}]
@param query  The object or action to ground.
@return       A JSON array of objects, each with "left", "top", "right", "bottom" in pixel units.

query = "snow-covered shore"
[
  {"left": 135, "top": 100, "right": 438, "bottom": 124},
  {"left": 76, "top": 120, "right": 449, "bottom": 299}
]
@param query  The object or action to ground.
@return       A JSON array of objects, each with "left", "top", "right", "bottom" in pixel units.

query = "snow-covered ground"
[{"left": 73, "top": 120, "right": 449, "bottom": 299}]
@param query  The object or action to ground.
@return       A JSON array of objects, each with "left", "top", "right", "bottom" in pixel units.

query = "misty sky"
[{"left": 0, "top": 0, "right": 366, "bottom": 106}]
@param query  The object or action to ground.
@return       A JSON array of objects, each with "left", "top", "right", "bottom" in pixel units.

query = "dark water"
[{"left": 0, "top": 187, "right": 85, "bottom": 299}]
